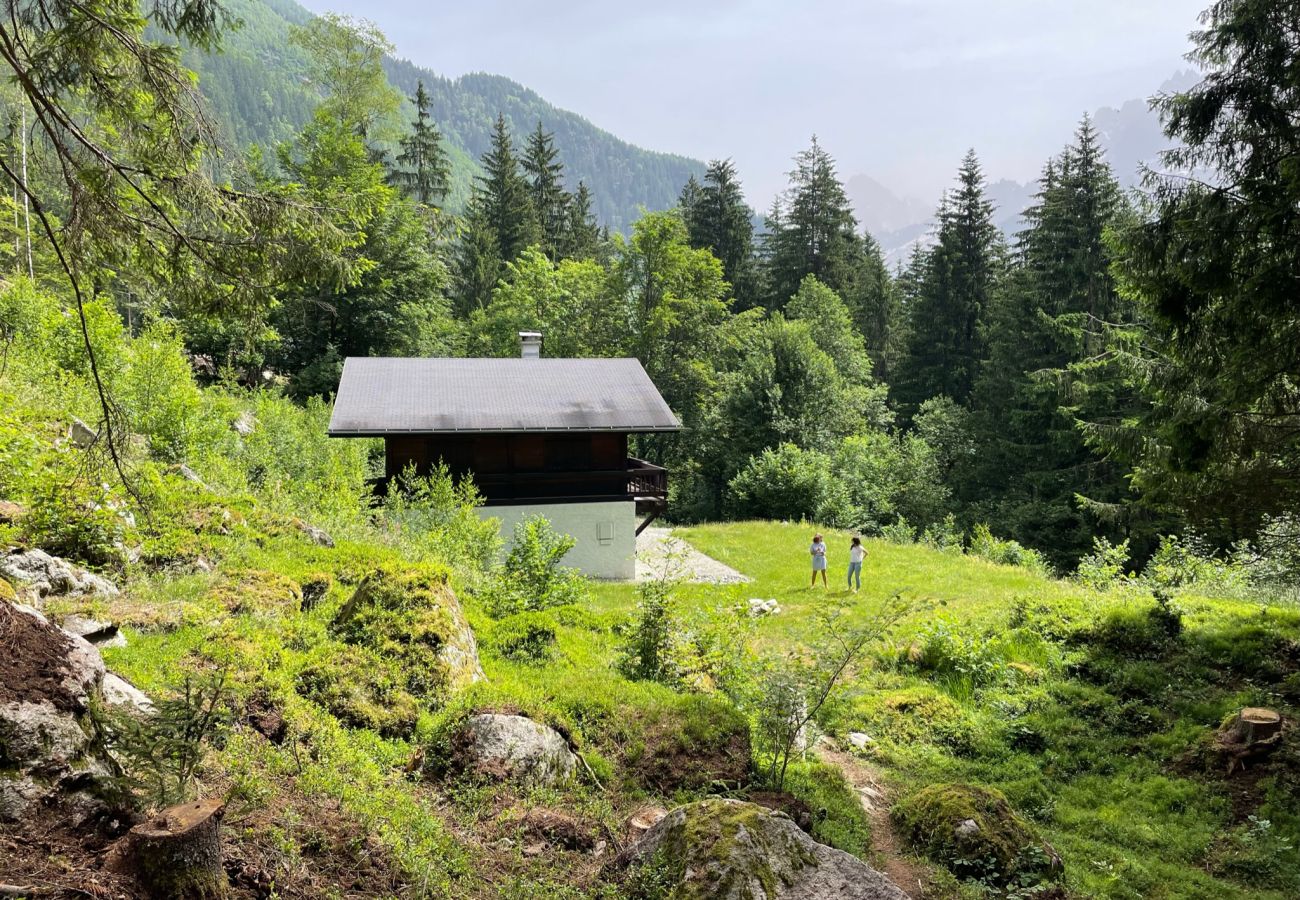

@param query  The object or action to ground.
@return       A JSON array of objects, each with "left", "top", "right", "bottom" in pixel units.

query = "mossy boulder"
[
  {"left": 892, "top": 783, "right": 1062, "bottom": 887},
  {"left": 332, "top": 563, "right": 483, "bottom": 699},
  {"left": 0, "top": 577, "right": 15, "bottom": 603},
  {"left": 620, "top": 798, "right": 907, "bottom": 899},
  {"left": 211, "top": 569, "right": 301, "bottom": 615},
  {"left": 294, "top": 645, "right": 421, "bottom": 739}
]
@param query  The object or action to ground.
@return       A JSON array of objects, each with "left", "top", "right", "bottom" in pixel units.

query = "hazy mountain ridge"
[
  {"left": 856, "top": 71, "right": 1200, "bottom": 265},
  {"left": 180, "top": 0, "right": 704, "bottom": 228}
]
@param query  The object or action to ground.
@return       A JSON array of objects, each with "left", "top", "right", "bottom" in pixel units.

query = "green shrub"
[
  {"left": 1075, "top": 536, "right": 1130, "bottom": 589},
  {"left": 893, "top": 783, "right": 1062, "bottom": 888},
  {"left": 725, "top": 443, "right": 847, "bottom": 525},
  {"left": 1087, "top": 595, "right": 1183, "bottom": 657},
  {"left": 20, "top": 473, "right": 135, "bottom": 568},
  {"left": 969, "top": 524, "right": 1050, "bottom": 574},
  {"left": 619, "top": 572, "right": 681, "bottom": 684},
  {"left": 904, "top": 618, "right": 1004, "bottom": 689},
  {"left": 879, "top": 518, "right": 917, "bottom": 545},
  {"left": 119, "top": 321, "right": 205, "bottom": 463},
  {"left": 295, "top": 645, "right": 421, "bottom": 738},
  {"left": 920, "top": 513, "right": 964, "bottom": 554},
  {"left": 487, "top": 610, "right": 559, "bottom": 663},
  {"left": 482, "top": 515, "right": 588, "bottom": 618}
]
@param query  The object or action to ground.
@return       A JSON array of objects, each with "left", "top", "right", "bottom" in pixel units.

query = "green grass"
[{"left": 588, "top": 521, "right": 1300, "bottom": 899}]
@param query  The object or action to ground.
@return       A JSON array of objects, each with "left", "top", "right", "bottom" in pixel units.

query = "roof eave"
[{"left": 327, "top": 425, "right": 683, "bottom": 438}]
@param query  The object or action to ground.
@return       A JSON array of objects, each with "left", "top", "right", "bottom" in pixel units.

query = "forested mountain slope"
[{"left": 180, "top": 0, "right": 703, "bottom": 227}]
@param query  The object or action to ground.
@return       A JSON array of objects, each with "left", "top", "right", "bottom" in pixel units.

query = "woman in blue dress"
[{"left": 810, "top": 533, "right": 828, "bottom": 588}]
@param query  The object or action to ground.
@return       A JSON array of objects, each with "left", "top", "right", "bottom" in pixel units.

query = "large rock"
[
  {"left": 892, "top": 783, "right": 1062, "bottom": 887},
  {"left": 62, "top": 614, "right": 127, "bottom": 649},
  {"left": 620, "top": 798, "right": 908, "bottom": 899},
  {"left": 1, "top": 549, "right": 120, "bottom": 599},
  {"left": 450, "top": 713, "right": 577, "bottom": 786},
  {"left": 332, "top": 563, "right": 484, "bottom": 697},
  {"left": 0, "top": 602, "right": 122, "bottom": 823}
]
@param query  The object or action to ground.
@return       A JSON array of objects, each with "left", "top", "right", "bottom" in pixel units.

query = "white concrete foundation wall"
[{"left": 481, "top": 501, "right": 637, "bottom": 581}]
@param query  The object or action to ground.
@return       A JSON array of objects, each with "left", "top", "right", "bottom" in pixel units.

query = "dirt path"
[
  {"left": 817, "top": 744, "right": 933, "bottom": 899},
  {"left": 635, "top": 527, "right": 751, "bottom": 584}
]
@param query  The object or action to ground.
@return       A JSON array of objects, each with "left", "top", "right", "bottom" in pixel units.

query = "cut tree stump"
[
  {"left": 118, "top": 798, "right": 228, "bottom": 899},
  {"left": 1216, "top": 707, "right": 1284, "bottom": 774}
]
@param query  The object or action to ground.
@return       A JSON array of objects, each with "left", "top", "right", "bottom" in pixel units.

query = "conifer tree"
[
  {"left": 1113, "top": 0, "right": 1300, "bottom": 539},
  {"left": 454, "top": 114, "right": 537, "bottom": 311},
  {"left": 477, "top": 114, "right": 538, "bottom": 264},
  {"left": 562, "top": 181, "right": 602, "bottom": 261},
  {"left": 896, "top": 150, "right": 1001, "bottom": 410},
  {"left": 848, "top": 233, "right": 904, "bottom": 380},
  {"left": 389, "top": 81, "right": 451, "bottom": 207},
  {"left": 684, "top": 159, "right": 758, "bottom": 308},
  {"left": 762, "top": 136, "right": 862, "bottom": 307},
  {"left": 970, "top": 121, "right": 1139, "bottom": 562},
  {"left": 521, "top": 121, "right": 570, "bottom": 260}
]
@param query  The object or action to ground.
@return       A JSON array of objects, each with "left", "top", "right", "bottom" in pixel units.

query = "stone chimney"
[{"left": 519, "top": 331, "right": 542, "bottom": 359}]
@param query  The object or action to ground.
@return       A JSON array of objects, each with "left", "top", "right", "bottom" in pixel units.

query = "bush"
[
  {"left": 893, "top": 783, "right": 1062, "bottom": 888},
  {"left": 619, "top": 570, "right": 682, "bottom": 684},
  {"left": 969, "top": 524, "right": 1051, "bottom": 574},
  {"left": 382, "top": 463, "right": 501, "bottom": 572},
  {"left": 119, "top": 320, "right": 205, "bottom": 463},
  {"left": 920, "top": 513, "right": 964, "bottom": 554},
  {"left": 903, "top": 618, "right": 1003, "bottom": 690},
  {"left": 1075, "top": 536, "right": 1131, "bottom": 589},
  {"left": 725, "top": 443, "right": 847, "bottom": 525},
  {"left": 482, "top": 515, "right": 588, "bottom": 618}
]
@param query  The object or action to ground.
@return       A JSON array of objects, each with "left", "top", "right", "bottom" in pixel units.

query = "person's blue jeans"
[{"left": 847, "top": 560, "right": 862, "bottom": 589}]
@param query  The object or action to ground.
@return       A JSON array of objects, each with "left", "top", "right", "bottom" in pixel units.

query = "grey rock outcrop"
[
  {"left": 61, "top": 614, "right": 126, "bottom": 648},
  {"left": 621, "top": 798, "right": 908, "bottom": 900},
  {"left": 69, "top": 418, "right": 98, "bottom": 448},
  {"left": 299, "top": 522, "right": 335, "bottom": 548},
  {"left": 0, "top": 604, "right": 121, "bottom": 823},
  {"left": 231, "top": 411, "right": 256, "bottom": 436},
  {"left": 102, "top": 672, "right": 153, "bottom": 714},
  {"left": 450, "top": 714, "right": 577, "bottom": 786},
  {"left": 1, "top": 549, "right": 119, "bottom": 599}
]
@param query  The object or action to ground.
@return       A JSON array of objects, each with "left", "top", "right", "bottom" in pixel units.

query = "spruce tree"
[
  {"left": 562, "top": 181, "right": 602, "bottom": 260},
  {"left": 896, "top": 149, "right": 1001, "bottom": 410},
  {"left": 388, "top": 81, "right": 451, "bottom": 207},
  {"left": 684, "top": 159, "right": 758, "bottom": 308},
  {"left": 1113, "top": 0, "right": 1300, "bottom": 539},
  {"left": 477, "top": 113, "right": 538, "bottom": 264},
  {"left": 762, "top": 136, "right": 862, "bottom": 307},
  {"left": 970, "top": 121, "right": 1140, "bottom": 561},
  {"left": 521, "top": 121, "right": 570, "bottom": 260}
]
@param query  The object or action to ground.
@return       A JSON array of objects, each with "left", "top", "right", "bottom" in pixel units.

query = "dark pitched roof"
[{"left": 328, "top": 357, "right": 681, "bottom": 436}]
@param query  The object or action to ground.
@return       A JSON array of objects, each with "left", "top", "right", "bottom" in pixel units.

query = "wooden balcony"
[{"left": 372, "top": 458, "right": 668, "bottom": 508}]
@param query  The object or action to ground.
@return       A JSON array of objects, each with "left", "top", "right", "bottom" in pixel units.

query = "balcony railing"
[{"left": 371, "top": 458, "right": 668, "bottom": 506}]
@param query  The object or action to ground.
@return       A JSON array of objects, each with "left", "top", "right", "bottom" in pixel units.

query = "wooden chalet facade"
[{"left": 327, "top": 340, "right": 679, "bottom": 578}]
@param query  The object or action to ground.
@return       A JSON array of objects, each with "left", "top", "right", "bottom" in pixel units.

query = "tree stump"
[
  {"left": 1216, "top": 708, "right": 1284, "bottom": 774},
  {"left": 119, "top": 798, "right": 228, "bottom": 899}
]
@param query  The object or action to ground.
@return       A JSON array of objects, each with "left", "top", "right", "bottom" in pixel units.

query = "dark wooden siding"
[{"left": 384, "top": 433, "right": 632, "bottom": 502}]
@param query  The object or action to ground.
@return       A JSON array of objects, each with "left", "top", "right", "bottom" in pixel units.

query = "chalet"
[{"left": 326, "top": 333, "right": 680, "bottom": 579}]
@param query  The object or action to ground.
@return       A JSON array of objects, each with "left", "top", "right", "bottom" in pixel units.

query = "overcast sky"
[{"left": 298, "top": 0, "right": 1207, "bottom": 208}]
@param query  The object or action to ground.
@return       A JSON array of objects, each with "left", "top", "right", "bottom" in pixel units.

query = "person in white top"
[
  {"left": 847, "top": 536, "right": 866, "bottom": 592},
  {"left": 809, "top": 533, "right": 828, "bottom": 588}
]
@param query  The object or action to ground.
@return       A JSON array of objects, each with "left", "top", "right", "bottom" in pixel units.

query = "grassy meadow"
[{"left": 594, "top": 522, "right": 1300, "bottom": 899}]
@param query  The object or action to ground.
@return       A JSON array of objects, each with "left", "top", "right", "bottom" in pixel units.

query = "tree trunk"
[
  {"left": 119, "top": 798, "right": 227, "bottom": 899},
  {"left": 1230, "top": 708, "right": 1282, "bottom": 745}
]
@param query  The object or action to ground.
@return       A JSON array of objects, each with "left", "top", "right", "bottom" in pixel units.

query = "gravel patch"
[{"left": 635, "top": 528, "right": 751, "bottom": 584}]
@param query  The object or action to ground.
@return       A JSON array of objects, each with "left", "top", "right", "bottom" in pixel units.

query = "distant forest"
[{"left": 175, "top": 0, "right": 703, "bottom": 228}]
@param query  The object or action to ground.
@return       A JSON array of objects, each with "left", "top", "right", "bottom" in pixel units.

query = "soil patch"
[
  {"left": 746, "top": 789, "right": 815, "bottom": 832},
  {"left": 0, "top": 601, "right": 85, "bottom": 711},
  {"left": 817, "top": 744, "right": 934, "bottom": 900}
]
